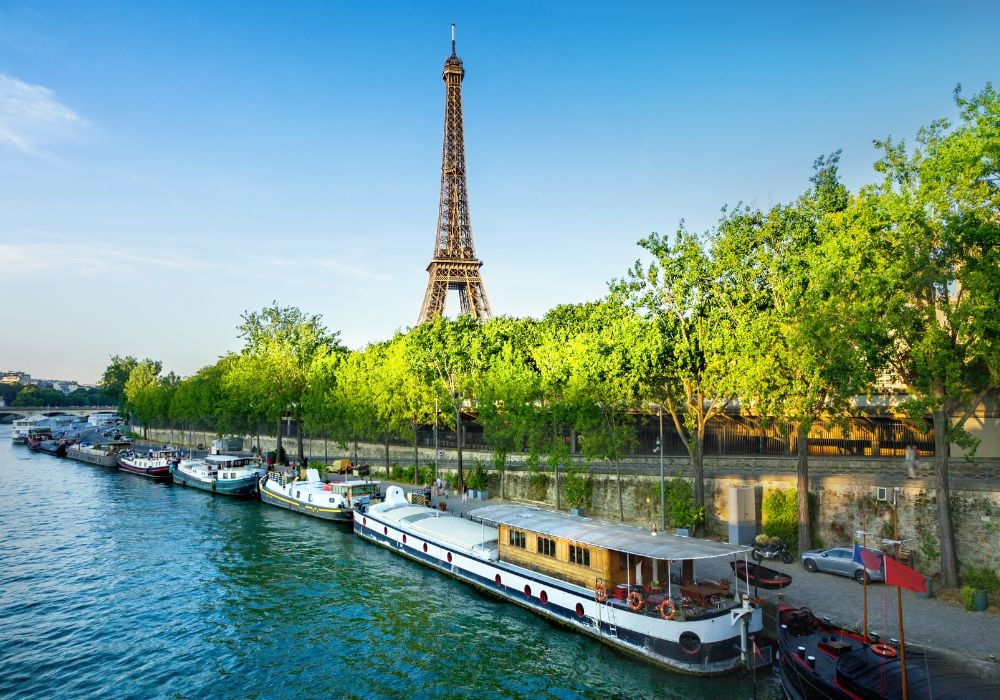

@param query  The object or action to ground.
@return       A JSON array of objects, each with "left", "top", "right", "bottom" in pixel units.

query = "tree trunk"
[
  {"left": 275, "top": 417, "right": 284, "bottom": 465},
  {"left": 616, "top": 459, "right": 624, "bottom": 521},
  {"left": 796, "top": 420, "right": 812, "bottom": 553},
  {"left": 296, "top": 418, "right": 304, "bottom": 464},
  {"left": 455, "top": 402, "right": 464, "bottom": 491},
  {"left": 411, "top": 430, "right": 418, "bottom": 485},
  {"left": 692, "top": 435, "right": 705, "bottom": 535},
  {"left": 931, "top": 405, "right": 958, "bottom": 587}
]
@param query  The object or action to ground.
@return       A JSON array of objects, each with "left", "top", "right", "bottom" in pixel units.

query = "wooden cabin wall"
[{"left": 497, "top": 524, "right": 664, "bottom": 590}]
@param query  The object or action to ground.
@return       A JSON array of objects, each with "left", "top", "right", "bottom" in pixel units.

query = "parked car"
[{"left": 800, "top": 546, "right": 885, "bottom": 584}]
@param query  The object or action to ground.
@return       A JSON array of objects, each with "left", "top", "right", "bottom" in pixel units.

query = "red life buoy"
[
  {"left": 658, "top": 599, "right": 676, "bottom": 620},
  {"left": 595, "top": 582, "right": 608, "bottom": 603},
  {"left": 872, "top": 643, "right": 897, "bottom": 658},
  {"left": 627, "top": 590, "right": 644, "bottom": 612}
]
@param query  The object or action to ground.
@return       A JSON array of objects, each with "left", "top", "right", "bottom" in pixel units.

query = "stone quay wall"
[{"left": 142, "top": 427, "right": 999, "bottom": 576}]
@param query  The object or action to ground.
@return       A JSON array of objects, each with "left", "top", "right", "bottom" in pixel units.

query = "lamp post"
[{"left": 655, "top": 404, "right": 665, "bottom": 532}]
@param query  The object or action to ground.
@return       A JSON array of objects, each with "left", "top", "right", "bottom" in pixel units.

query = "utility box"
[
  {"left": 728, "top": 486, "right": 756, "bottom": 546},
  {"left": 210, "top": 436, "right": 243, "bottom": 455}
]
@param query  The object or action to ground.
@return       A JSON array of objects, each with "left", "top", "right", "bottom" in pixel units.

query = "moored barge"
[
  {"left": 355, "top": 486, "right": 763, "bottom": 675},
  {"left": 171, "top": 454, "right": 264, "bottom": 497},
  {"left": 259, "top": 468, "right": 380, "bottom": 523}
]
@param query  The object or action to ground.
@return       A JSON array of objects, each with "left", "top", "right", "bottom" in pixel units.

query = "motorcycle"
[{"left": 752, "top": 537, "right": 793, "bottom": 564}]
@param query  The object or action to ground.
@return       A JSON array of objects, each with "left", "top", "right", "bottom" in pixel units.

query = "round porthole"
[
  {"left": 540, "top": 590, "right": 548, "bottom": 605},
  {"left": 362, "top": 517, "right": 367, "bottom": 527},
  {"left": 423, "top": 543, "right": 428, "bottom": 553},
  {"left": 383, "top": 526, "right": 388, "bottom": 536},
  {"left": 575, "top": 603, "right": 585, "bottom": 617},
  {"left": 495, "top": 574, "right": 502, "bottom": 586},
  {"left": 524, "top": 585, "right": 532, "bottom": 598},
  {"left": 679, "top": 631, "right": 702, "bottom": 654},
  {"left": 447, "top": 552, "right": 453, "bottom": 563},
  {"left": 402, "top": 534, "right": 407, "bottom": 544}
]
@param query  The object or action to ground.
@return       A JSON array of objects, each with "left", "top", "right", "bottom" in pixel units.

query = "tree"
[
  {"left": 621, "top": 227, "right": 739, "bottom": 528},
  {"left": 100, "top": 355, "right": 139, "bottom": 408},
  {"left": 844, "top": 85, "right": 1000, "bottom": 586},
  {"left": 228, "top": 303, "right": 341, "bottom": 465},
  {"left": 406, "top": 315, "right": 482, "bottom": 491},
  {"left": 712, "top": 157, "right": 884, "bottom": 552},
  {"left": 123, "top": 358, "right": 163, "bottom": 437}
]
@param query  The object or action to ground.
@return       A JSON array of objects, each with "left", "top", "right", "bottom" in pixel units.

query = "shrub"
[
  {"left": 962, "top": 585, "right": 978, "bottom": 611},
  {"left": 761, "top": 490, "right": 798, "bottom": 547},
  {"left": 664, "top": 478, "right": 703, "bottom": 529},
  {"left": 562, "top": 468, "right": 592, "bottom": 509},
  {"left": 963, "top": 566, "right": 1000, "bottom": 592},
  {"left": 527, "top": 472, "right": 549, "bottom": 501},
  {"left": 467, "top": 464, "right": 489, "bottom": 491}
]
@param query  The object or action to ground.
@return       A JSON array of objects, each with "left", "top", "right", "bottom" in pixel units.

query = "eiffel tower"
[{"left": 417, "top": 25, "right": 492, "bottom": 324}]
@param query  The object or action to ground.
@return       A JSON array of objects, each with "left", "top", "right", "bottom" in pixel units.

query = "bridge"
[{"left": 0, "top": 406, "right": 119, "bottom": 421}]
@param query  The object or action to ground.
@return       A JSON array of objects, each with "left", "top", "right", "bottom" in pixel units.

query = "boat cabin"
[{"left": 472, "top": 505, "right": 750, "bottom": 608}]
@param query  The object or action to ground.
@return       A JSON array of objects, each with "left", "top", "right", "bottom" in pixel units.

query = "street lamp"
[{"left": 653, "top": 404, "right": 665, "bottom": 532}]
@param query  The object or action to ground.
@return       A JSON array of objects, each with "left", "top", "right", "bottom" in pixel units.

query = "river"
[{"left": 0, "top": 426, "right": 782, "bottom": 699}]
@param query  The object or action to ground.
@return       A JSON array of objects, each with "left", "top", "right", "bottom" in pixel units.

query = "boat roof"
[
  {"left": 469, "top": 504, "right": 752, "bottom": 560},
  {"left": 375, "top": 502, "right": 498, "bottom": 553}
]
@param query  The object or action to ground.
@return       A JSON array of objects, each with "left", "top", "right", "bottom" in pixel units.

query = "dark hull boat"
[
  {"left": 731, "top": 560, "right": 792, "bottom": 590},
  {"left": 28, "top": 438, "right": 69, "bottom": 457},
  {"left": 777, "top": 606, "right": 1000, "bottom": 699}
]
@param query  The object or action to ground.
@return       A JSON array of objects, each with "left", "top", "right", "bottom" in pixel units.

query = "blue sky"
[{"left": 1, "top": 1, "right": 997, "bottom": 383}]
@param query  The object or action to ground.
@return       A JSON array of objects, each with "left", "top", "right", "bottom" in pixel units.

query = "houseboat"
[
  {"left": 117, "top": 447, "right": 179, "bottom": 480},
  {"left": 11, "top": 416, "right": 53, "bottom": 444},
  {"left": 171, "top": 454, "right": 264, "bottom": 497},
  {"left": 67, "top": 439, "right": 132, "bottom": 467},
  {"left": 259, "top": 468, "right": 381, "bottom": 523},
  {"left": 355, "top": 486, "right": 763, "bottom": 675}
]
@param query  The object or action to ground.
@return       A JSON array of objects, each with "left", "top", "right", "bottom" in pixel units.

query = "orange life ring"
[
  {"left": 627, "top": 590, "right": 644, "bottom": 612},
  {"left": 595, "top": 582, "right": 608, "bottom": 603},
  {"left": 658, "top": 599, "right": 676, "bottom": 620},
  {"left": 871, "top": 643, "right": 897, "bottom": 658}
]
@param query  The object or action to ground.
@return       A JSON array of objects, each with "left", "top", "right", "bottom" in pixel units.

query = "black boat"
[
  {"left": 778, "top": 605, "right": 1000, "bottom": 699},
  {"left": 36, "top": 439, "right": 69, "bottom": 457},
  {"left": 731, "top": 560, "right": 792, "bottom": 590}
]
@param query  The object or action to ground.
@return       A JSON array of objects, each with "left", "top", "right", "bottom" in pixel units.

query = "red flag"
[
  {"left": 860, "top": 548, "right": 883, "bottom": 572},
  {"left": 884, "top": 555, "right": 927, "bottom": 593}
]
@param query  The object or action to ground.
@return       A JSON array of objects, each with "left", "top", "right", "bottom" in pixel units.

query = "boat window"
[
  {"left": 401, "top": 513, "right": 435, "bottom": 524},
  {"left": 570, "top": 545, "right": 591, "bottom": 567},
  {"left": 509, "top": 529, "right": 526, "bottom": 549},
  {"left": 308, "top": 494, "right": 312, "bottom": 502},
  {"left": 296, "top": 491, "right": 300, "bottom": 499},
  {"left": 537, "top": 537, "right": 556, "bottom": 558}
]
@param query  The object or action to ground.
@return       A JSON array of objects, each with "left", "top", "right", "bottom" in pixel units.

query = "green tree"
[
  {"left": 622, "top": 227, "right": 739, "bottom": 527},
  {"left": 406, "top": 315, "right": 483, "bottom": 491},
  {"left": 100, "top": 355, "right": 139, "bottom": 409},
  {"left": 228, "top": 303, "right": 341, "bottom": 465},
  {"left": 844, "top": 85, "right": 1000, "bottom": 586},
  {"left": 123, "top": 359, "right": 163, "bottom": 437}
]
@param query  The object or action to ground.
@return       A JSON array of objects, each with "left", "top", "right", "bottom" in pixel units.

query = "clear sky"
[{"left": 1, "top": 1, "right": 997, "bottom": 384}]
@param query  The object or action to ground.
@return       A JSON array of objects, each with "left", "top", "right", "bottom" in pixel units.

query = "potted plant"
[
  {"left": 961, "top": 567, "right": 999, "bottom": 612},
  {"left": 562, "top": 467, "right": 592, "bottom": 517}
]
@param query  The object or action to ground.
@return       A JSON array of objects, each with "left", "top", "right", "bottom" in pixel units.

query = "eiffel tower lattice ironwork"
[{"left": 417, "top": 25, "right": 492, "bottom": 324}]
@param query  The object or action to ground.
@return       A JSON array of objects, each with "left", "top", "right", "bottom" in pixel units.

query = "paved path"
[{"left": 413, "top": 487, "right": 1000, "bottom": 680}]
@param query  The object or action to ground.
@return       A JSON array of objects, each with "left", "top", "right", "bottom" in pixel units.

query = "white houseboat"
[
  {"left": 259, "top": 468, "right": 381, "bottom": 523},
  {"left": 171, "top": 454, "right": 264, "bottom": 497},
  {"left": 355, "top": 486, "right": 763, "bottom": 675}
]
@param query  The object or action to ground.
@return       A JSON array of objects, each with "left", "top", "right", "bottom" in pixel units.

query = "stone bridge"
[{"left": 0, "top": 406, "right": 119, "bottom": 422}]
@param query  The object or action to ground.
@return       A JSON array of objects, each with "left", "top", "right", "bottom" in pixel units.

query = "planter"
[
  {"left": 973, "top": 589, "right": 989, "bottom": 611},
  {"left": 478, "top": 490, "right": 488, "bottom": 501},
  {"left": 570, "top": 507, "right": 586, "bottom": 517},
  {"left": 675, "top": 528, "right": 690, "bottom": 537}
]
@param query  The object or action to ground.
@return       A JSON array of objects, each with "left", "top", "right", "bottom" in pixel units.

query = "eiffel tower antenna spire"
[{"left": 417, "top": 25, "right": 492, "bottom": 324}]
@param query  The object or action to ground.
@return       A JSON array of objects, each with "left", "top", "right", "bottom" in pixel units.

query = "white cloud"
[
  {"left": 0, "top": 242, "right": 208, "bottom": 275},
  {"left": 244, "top": 253, "right": 390, "bottom": 282},
  {"left": 0, "top": 73, "right": 86, "bottom": 156}
]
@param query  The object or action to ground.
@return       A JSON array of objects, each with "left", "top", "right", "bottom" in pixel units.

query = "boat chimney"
[
  {"left": 797, "top": 646, "right": 806, "bottom": 659},
  {"left": 807, "top": 655, "right": 816, "bottom": 669},
  {"left": 869, "top": 631, "right": 880, "bottom": 643}
]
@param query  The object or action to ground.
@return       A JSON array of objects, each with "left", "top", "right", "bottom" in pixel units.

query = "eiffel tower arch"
[{"left": 417, "top": 26, "right": 492, "bottom": 324}]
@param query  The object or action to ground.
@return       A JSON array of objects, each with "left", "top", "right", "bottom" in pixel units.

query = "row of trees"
[
  {"left": 0, "top": 383, "right": 114, "bottom": 407},
  {"left": 105, "top": 86, "right": 998, "bottom": 588}
]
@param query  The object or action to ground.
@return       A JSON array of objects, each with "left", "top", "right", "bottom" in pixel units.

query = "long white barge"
[{"left": 355, "top": 486, "right": 763, "bottom": 675}]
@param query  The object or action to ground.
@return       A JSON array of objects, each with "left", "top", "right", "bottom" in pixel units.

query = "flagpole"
[{"left": 893, "top": 503, "right": 909, "bottom": 700}]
